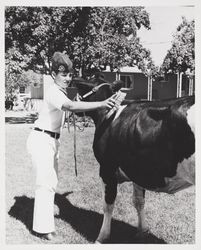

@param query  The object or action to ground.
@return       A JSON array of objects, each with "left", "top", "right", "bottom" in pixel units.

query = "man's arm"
[{"left": 61, "top": 96, "right": 116, "bottom": 112}]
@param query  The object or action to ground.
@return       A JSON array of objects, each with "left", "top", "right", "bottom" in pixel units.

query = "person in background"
[{"left": 26, "top": 51, "right": 116, "bottom": 240}]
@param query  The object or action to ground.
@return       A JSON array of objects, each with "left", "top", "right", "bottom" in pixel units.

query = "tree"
[
  {"left": 5, "top": 48, "right": 25, "bottom": 95},
  {"left": 5, "top": 7, "right": 78, "bottom": 74},
  {"left": 70, "top": 7, "right": 152, "bottom": 75},
  {"left": 5, "top": 6, "right": 155, "bottom": 79},
  {"left": 5, "top": 48, "right": 42, "bottom": 95},
  {"left": 161, "top": 17, "right": 194, "bottom": 74}
]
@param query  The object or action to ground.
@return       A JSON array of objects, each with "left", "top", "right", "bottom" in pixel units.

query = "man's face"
[{"left": 54, "top": 71, "right": 73, "bottom": 89}]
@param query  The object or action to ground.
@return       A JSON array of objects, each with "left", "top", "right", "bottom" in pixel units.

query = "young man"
[{"left": 27, "top": 52, "right": 116, "bottom": 240}]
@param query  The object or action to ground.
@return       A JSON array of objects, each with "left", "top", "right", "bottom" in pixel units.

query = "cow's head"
[
  {"left": 73, "top": 78, "right": 124, "bottom": 102},
  {"left": 72, "top": 78, "right": 124, "bottom": 123}
]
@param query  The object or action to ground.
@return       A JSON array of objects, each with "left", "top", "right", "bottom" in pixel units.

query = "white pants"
[{"left": 27, "top": 130, "right": 60, "bottom": 233}]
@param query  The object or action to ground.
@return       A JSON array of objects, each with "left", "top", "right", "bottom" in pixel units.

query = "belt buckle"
[{"left": 54, "top": 132, "right": 59, "bottom": 139}]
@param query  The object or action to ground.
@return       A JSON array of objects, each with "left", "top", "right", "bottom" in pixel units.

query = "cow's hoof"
[
  {"left": 95, "top": 241, "right": 101, "bottom": 244},
  {"left": 96, "top": 234, "right": 110, "bottom": 243},
  {"left": 32, "top": 231, "right": 56, "bottom": 241}
]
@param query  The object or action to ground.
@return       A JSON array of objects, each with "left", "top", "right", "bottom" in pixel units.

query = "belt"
[{"left": 34, "top": 127, "right": 60, "bottom": 139}]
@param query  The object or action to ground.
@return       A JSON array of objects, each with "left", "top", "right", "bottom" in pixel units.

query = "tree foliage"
[
  {"left": 5, "top": 47, "right": 42, "bottom": 95},
  {"left": 5, "top": 6, "right": 155, "bottom": 78},
  {"left": 161, "top": 17, "right": 194, "bottom": 74}
]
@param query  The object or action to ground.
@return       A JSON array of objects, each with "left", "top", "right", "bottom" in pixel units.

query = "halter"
[{"left": 81, "top": 83, "right": 111, "bottom": 99}]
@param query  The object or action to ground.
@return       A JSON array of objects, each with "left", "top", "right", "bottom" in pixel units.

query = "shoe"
[
  {"left": 42, "top": 232, "right": 56, "bottom": 240},
  {"left": 32, "top": 231, "right": 56, "bottom": 240}
]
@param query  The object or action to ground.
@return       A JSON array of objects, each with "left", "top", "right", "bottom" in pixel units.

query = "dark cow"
[{"left": 74, "top": 79, "right": 195, "bottom": 243}]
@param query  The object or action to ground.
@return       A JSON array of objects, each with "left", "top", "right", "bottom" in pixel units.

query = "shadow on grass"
[
  {"left": 8, "top": 195, "right": 34, "bottom": 230},
  {"left": 8, "top": 193, "right": 166, "bottom": 244}
]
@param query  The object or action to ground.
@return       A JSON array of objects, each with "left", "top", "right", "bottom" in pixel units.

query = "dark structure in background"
[
  {"left": 102, "top": 67, "right": 195, "bottom": 101},
  {"left": 15, "top": 68, "right": 195, "bottom": 113}
]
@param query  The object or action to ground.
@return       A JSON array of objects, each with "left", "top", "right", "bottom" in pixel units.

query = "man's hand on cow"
[{"left": 102, "top": 93, "right": 118, "bottom": 109}]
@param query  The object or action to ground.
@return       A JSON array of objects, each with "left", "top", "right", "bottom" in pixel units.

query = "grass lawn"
[{"left": 5, "top": 119, "right": 195, "bottom": 244}]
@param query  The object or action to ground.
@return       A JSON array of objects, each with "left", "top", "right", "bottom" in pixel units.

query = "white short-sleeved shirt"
[{"left": 34, "top": 84, "right": 70, "bottom": 133}]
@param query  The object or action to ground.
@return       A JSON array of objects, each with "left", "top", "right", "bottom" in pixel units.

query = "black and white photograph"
[{"left": 1, "top": 0, "right": 200, "bottom": 247}]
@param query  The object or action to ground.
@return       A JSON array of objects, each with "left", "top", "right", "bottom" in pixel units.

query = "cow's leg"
[
  {"left": 96, "top": 178, "right": 117, "bottom": 243},
  {"left": 132, "top": 183, "right": 148, "bottom": 233}
]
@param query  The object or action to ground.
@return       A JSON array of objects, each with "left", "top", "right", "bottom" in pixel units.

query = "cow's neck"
[{"left": 89, "top": 109, "right": 108, "bottom": 127}]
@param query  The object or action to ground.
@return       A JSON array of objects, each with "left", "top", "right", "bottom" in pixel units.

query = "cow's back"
[{"left": 94, "top": 96, "right": 195, "bottom": 191}]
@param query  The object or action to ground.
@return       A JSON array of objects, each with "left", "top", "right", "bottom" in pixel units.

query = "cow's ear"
[
  {"left": 111, "top": 80, "right": 124, "bottom": 92},
  {"left": 148, "top": 106, "right": 170, "bottom": 121}
]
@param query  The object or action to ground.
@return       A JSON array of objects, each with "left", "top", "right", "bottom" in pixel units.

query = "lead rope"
[
  {"left": 67, "top": 111, "right": 70, "bottom": 133},
  {"left": 73, "top": 94, "right": 80, "bottom": 176},
  {"left": 65, "top": 110, "right": 78, "bottom": 176},
  {"left": 66, "top": 109, "right": 85, "bottom": 177},
  {"left": 72, "top": 111, "right": 78, "bottom": 176},
  {"left": 61, "top": 88, "right": 78, "bottom": 176}
]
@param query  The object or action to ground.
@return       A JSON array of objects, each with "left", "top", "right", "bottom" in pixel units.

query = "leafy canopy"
[
  {"left": 161, "top": 17, "right": 194, "bottom": 74},
  {"left": 5, "top": 6, "right": 155, "bottom": 76}
]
